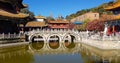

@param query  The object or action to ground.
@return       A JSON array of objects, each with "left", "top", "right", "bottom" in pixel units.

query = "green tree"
[
  {"left": 77, "top": 19, "right": 90, "bottom": 31},
  {"left": 46, "top": 16, "right": 55, "bottom": 21},
  {"left": 20, "top": 8, "right": 35, "bottom": 26},
  {"left": 20, "top": 8, "right": 35, "bottom": 20},
  {"left": 56, "top": 15, "right": 64, "bottom": 20},
  {"left": 66, "top": 1, "right": 112, "bottom": 20}
]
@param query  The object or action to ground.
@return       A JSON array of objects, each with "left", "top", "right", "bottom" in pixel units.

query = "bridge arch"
[
  {"left": 62, "top": 33, "right": 80, "bottom": 43},
  {"left": 28, "top": 33, "right": 47, "bottom": 51},
  {"left": 47, "top": 34, "right": 62, "bottom": 49},
  {"left": 29, "top": 33, "right": 46, "bottom": 43},
  {"left": 61, "top": 32, "right": 80, "bottom": 49},
  {"left": 47, "top": 34, "right": 62, "bottom": 42}
]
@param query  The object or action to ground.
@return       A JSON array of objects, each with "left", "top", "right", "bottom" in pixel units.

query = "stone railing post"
[
  {"left": 2, "top": 33, "right": 4, "bottom": 39},
  {"left": 0, "top": 34, "right": 1, "bottom": 39},
  {"left": 14, "top": 33, "right": 16, "bottom": 38},
  {"left": 19, "top": 32, "right": 21, "bottom": 37},
  {"left": 8, "top": 33, "right": 10, "bottom": 38}
]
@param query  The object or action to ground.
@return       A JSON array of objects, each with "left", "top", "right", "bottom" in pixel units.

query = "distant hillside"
[{"left": 66, "top": 1, "right": 113, "bottom": 20}]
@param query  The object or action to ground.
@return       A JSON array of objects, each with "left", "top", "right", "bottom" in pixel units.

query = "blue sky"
[{"left": 23, "top": 0, "right": 113, "bottom": 18}]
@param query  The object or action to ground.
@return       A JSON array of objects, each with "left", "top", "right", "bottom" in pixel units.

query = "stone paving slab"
[{"left": 81, "top": 38, "right": 120, "bottom": 50}]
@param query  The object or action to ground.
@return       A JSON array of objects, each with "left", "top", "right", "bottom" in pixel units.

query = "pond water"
[{"left": 0, "top": 42, "right": 120, "bottom": 63}]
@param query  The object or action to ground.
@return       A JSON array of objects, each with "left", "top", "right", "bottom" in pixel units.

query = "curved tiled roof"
[
  {"left": 0, "top": 0, "right": 22, "bottom": 2},
  {"left": 0, "top": 10, "right": 29, "bottom": 18},
  {"left": 0, "top": 0, "right": 22, "bottom": 4},
  {"left": 115, "top": 14, "right": 120, "bottom": 19},
  {"left": 48, "top": 20, "right": 69, "bottom": 24},
  {"left": 0, "top": 0, "right": 26, "bottom": 9},
  {"left": 26, "top": 21, "right": 47, "bottom": 27},
  {"left": 100, "top": 14, "right": 116, "bottom": 21},
  {"left": 35, "top": 16, "right": 46, "bottom": 19},
  {"left": 104, "top": 2, "right": 120, "bottom": 10},
  {"left": 91, "top": 14, "right": 120, "bottom": 22}
]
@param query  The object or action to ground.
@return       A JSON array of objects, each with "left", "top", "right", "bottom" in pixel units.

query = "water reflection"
[
  {"left": 0, "top": 43, "right": 120, "bottom": 63},
  {"left": 49, "top": 42, "right": 59, "bottom": 49},
  {"left": 0, "top": 45, "right": 33, "bottom": 63},
  {"left": 49, "top": 35, "right": 60, "bottom": 49},
  {"left": 30, "top": 42, "right": 44, "bottom": 50},
  {"left": 64, "top": 42, "right": 76, "bottom": 49},
  {"left": 80, "top": 44, "right": 120, "bottom": 63}
]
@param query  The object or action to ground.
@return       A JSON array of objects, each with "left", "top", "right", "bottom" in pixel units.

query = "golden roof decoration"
[
  {"left": 26, "top": 21, "right": 47, "bottom": 27},
  {"left": 104, "top": 2, "right": 120, "bottom": 10},
  {"left": 35, "top": 16, "right": 46, "bottom": 19},
  {"left": 0, "top": 10, "right": 29, "bottom": 18}
]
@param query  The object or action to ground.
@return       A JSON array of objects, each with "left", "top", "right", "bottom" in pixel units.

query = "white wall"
[{"left": 37, "top": 19, "right": 44, "bottom": 22}]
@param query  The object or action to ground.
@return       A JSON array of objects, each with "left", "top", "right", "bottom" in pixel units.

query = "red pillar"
[{"left": 107, "top": 26, "right": 111, "bottom": 36}]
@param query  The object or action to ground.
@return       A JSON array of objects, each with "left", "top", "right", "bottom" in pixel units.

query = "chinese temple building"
[
  {"left": 48, "top": 20, "right": 70, "bottom": 29},
  {"left": 104, "top": 1, "right": 120, "bottom": 15},
  {"left": 104, "top": 1, "right": 120, "bottom": 35},
  {"left": 25, "top": 16, "right": 48, "bottom": 31},
  {"left": 0, "top": 0, "right": 28, "bottom": 34},
  {"left": 35, "top": 16, "right": 47, "bottom": 22}
]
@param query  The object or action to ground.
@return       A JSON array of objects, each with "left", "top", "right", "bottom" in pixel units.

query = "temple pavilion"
[
  {"left": 48, "top": 20, "right": 70, "bottom": 29},
  {"left": 25, "top": 16, "right": 48, "bottom": 31},
  {"left": 0, "top": 0, "right": 28, "bottom": 34},
  {"left": 104, "top": 1, "right": 120, "bottom": 35}
]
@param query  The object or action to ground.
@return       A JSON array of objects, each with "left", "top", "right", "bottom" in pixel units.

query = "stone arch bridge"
[{"left": 25, "top": 29, "right": 82, "bottom": 43}]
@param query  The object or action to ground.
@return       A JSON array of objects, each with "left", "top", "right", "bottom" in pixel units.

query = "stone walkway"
[
  {"left": 0, "top": 42, "right": 29, "bottom": 48},
  {"left": 81, "top": 38, "right": 120, "bottom": 50}
]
